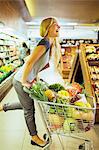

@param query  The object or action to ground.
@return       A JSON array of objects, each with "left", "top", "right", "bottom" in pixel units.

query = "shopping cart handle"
[
  {"left": 23, "top": 86, "right": 31, "bottom": 94},
  {"left": 39, "top": 78, "right": 49, "bottom": 86}
]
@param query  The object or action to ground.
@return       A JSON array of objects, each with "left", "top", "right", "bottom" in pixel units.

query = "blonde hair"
[
  {"left": 40, "top": 17, "right": 57, "bottom": 37},
  {"left": 40, "top": 17, "right": 61, "bottom": 72},
  {"left": 51, "top": 38, "right": 61, "bottom": 70}
]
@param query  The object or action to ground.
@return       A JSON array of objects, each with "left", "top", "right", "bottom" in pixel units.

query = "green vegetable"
[
  {"left": 49, "top": 105, "right": 65, "bottom": 115},
  {"left": 49, "top": 106, "right": 55, "bottom": 114},
  {"left": 63, "top": 118, "right": 76, "bottom": 132},
  {"left": 48, "top": 83, "right": 65, "bottom": 92},
  {"left": 56, "top": 106, "right": 64, "bottom": 114},
  {"left": 24, "top": 81, "right": 48, "bottom": 101},
  {"left": 56, "top": 97, "right": 62, "bottom": 104},
  {"left": 56, "top": 97, "right": 69, "bottom": 104},
  {"left": 30, "top": 82, "right": 48, "bottom": 101}
]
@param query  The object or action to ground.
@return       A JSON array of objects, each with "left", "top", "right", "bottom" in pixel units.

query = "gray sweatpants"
[
  {"left": 12, "top": 78, "right": 37, "bottom": 136},
  {"left": 3, "top": 102, "right": 23, "bottom": 111}
]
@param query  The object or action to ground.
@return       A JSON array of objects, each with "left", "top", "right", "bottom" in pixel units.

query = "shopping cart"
[{"left": 23, "top": 82, "right": 96, "bottom": 150}]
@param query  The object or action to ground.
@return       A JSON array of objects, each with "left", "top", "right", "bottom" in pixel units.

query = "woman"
[
  {"left": 0, "top": 17, "right": 62, "bottom": 148},
  {"left": 18, "top": 42, "right": 29, "bottom": 65}
]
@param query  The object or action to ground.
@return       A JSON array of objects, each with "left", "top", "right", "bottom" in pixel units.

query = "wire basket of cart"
[{"left": 23, "top": 80, "right": 96, "bottom": 150}]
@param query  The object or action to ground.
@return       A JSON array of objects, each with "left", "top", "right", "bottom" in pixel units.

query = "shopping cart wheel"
[
  {"left": 43, "top": 133, "right": 49, "bottom": 141},
  {"left": 78, "top": 143, "right": 85, "bottom": 150},
  {"left": 42, "top": 134, "right": 50, "bottom": 150}
]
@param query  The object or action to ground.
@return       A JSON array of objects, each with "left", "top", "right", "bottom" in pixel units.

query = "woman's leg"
[
  {"left": 13, "top": 78, "right": 37, "bottom": 136},
  {"left": 13, "top": 79, "right": 48, "bottom": 147},
  {"left": 3, "top": 102, "right": 23, "bottom": 112}
]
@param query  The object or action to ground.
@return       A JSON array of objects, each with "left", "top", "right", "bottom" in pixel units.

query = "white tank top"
[{"left": 38, "top": 47, "right": 65, "bottom": 86}]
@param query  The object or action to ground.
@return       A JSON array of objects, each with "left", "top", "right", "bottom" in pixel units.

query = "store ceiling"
[
  {"left": 0, "top": 0, "right": 99, "bottom": 25},
  {"left": 24, "top": 0, "right": 99, "bottom": 25},
  {"left": 0, "top": 0, "right": 31, "bottom": 22}
]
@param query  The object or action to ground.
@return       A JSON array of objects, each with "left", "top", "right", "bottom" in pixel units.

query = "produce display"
[
  {"left": 24, "top": 80, "right": 95, "bottom": 132},
  {"left": 85, "top": 45, "right": 99, "bottom": 102},
  {"left": 0, "top": 32, "right": 21, "bottom": 84},
  {"left": 0, "top": 64, "right": 15, "bottom": 83},
  {"left": 60, "top": 46, "right": 77, "bottom": 79}
]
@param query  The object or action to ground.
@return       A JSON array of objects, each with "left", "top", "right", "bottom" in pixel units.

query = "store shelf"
[
  {"left": 60, "top": 45, "right": 78, "bottom": 79},
  {"left": 0, "top": 32, "right": 21, "bottom": 68},
  {"left": 0, "top": 50, "right": 14, "bottom": 52},
  {"left": 67, "top": 44, "right": 99, "bottom": 122},
  {"left": 0, "top": 32, "right": 21, "bottom": 101},
  {"left": 0, "top": 44, "right": 14, "bottom": 46},
  {"left": 88, "top": 60, "right": 99, "bottom": 66},
  {"left": 95, "top": 104, "right": 99, "bottom": 123},
  {"left": 79, "top": 44, "right": 99, "bottom": 97},
  {"left": 79, "top": 44, "right": 99, "bottom": 123},
  {"left": 0, "top": 71, "right": 16, "bottom": 101},
  {"left": 68, "top": 51, "right": 79, "bottom": 83},
  {"left": 79, "top": 45, "right": 94, "bottom": 97}
]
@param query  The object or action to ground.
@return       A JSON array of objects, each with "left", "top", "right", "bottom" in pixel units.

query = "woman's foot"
[
  {"left": 31, "top": 135, "right": 48, "bottom": 147},
  {"left": 0, "top": 103, "right": 3, "bottom": 111}
]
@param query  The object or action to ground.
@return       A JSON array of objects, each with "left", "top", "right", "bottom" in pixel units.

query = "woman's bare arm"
[{"left": 21, "top": 45, "right": 46, "bottom": 85}]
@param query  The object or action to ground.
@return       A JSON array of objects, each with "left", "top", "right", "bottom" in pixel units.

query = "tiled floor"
[{"left": 0, "top": 87, "right": 99, "bottom": 150}]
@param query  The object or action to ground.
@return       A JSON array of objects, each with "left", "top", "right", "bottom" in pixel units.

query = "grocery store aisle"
[{"left": 0, "top": 87, "right": 99, "bottom": 150}]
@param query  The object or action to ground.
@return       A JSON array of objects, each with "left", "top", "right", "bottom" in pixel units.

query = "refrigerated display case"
[{"left": 0, "top": 32, "right": 21, "bottom": 100}]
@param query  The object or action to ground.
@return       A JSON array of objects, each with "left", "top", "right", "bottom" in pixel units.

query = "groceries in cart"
[{"left": 23, "top": 80, "right": 95, "bottom": 133}]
